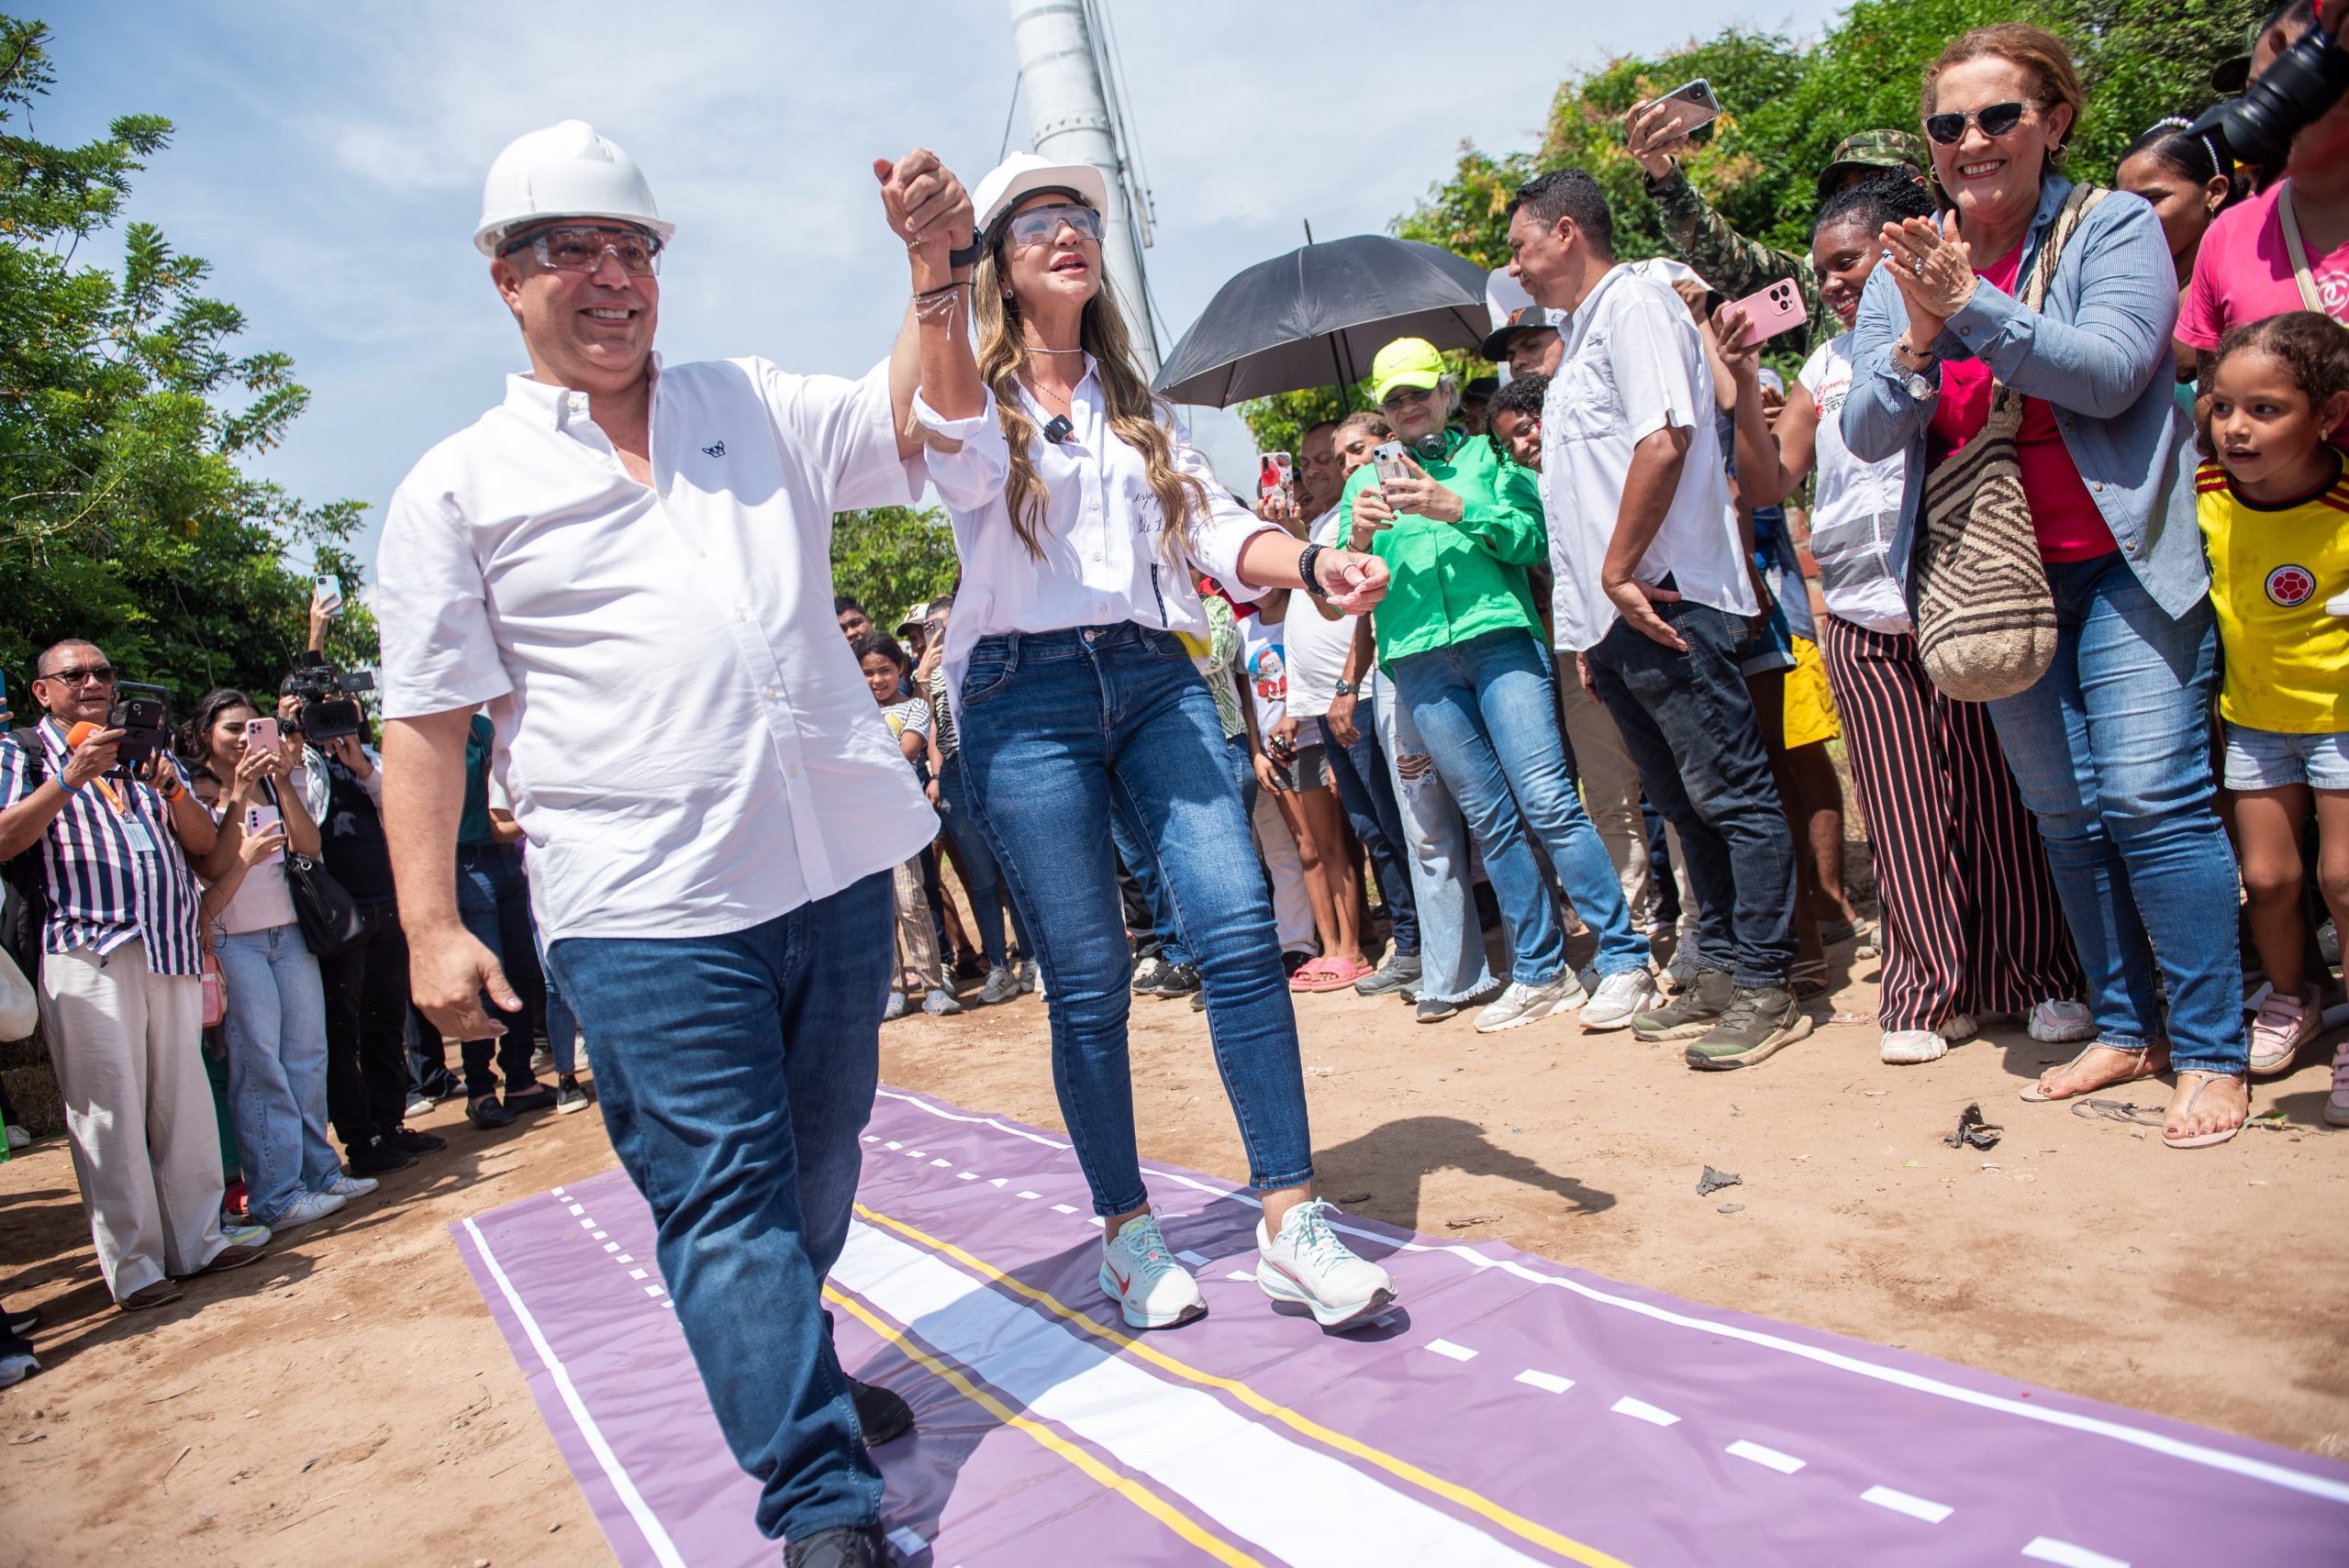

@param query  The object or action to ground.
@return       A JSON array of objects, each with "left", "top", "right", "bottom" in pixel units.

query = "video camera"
[
  {"left": 2193, "top": 23, "right": 2349, "bottom": 170},
  {"left": 106, "top": 682, "right": 173, "bottom": 778},
  {"left": 284, "top": 651, "right": 375, "bottom": 741}
]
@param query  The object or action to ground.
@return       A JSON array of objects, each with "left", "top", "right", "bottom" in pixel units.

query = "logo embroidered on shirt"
[
  {"left": 2266, "top": 563, "right": 2316, "bottom": 608},
  {"left": 701, "top": 439, "right": 726, "bottom": 458}
]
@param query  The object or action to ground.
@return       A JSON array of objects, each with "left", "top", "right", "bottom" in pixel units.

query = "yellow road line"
[
  {"left": 851, "top": 1202, "right": 1634, "bottom": 1568},
  {"left": 823, "top": 1287, "right": 1263, "bottom": 1568}
]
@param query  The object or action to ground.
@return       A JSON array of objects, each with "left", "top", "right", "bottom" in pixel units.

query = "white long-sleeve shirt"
[{"left": 918, "top": 358, "right": 1282, "bottom": 723}]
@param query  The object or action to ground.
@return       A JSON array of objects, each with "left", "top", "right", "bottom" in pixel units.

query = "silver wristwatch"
[{"left": 1332, "top": 679, "right": 1359, "bottom": 697}]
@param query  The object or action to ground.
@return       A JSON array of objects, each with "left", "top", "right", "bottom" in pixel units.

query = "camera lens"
[{"left": 2194, "top": 26, "right": 2349, "bottom": 169}]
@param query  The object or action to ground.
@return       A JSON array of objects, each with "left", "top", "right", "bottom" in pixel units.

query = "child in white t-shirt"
[{"left": 856, "top": 633, "right": 963, "bottom": 1020}]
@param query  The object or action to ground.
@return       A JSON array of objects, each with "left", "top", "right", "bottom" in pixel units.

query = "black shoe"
[
  {"left": 1280, "top": 950, "right": 1310, "bottom": 978},
  {"left": 467, "top": 1095, "right": 515, "bottom": 1129},
  {"left": 503, "top": 1082, "right": 557, "bottom": 1115},
  {"left": 784, "top": 1523, "right": 891, "bottom": 1568},
  {"left": 348, "top": 1138, "right": 417, "bottom": 1175},
  {"left": 555, "top": 1074, "right": 592, "bottom": 1115},
  {"left": 850, "top": 1375, "right": 915, "bottom": 1445},
  {"left": 1631, "top": 967, "right": 1736, "bottom": 1042},
  {"left": 390, "top": 1127, "right": 447, "bottom": 1154},
  {"left": 1155, "top": 962, "right": 1201, "bottom": 997},
  {"left": 6, "top": 1306, "right": 39, "bottom": 1336},
  {"left": 1130, "top": 954, "right": 1174, "bottom": 995}
]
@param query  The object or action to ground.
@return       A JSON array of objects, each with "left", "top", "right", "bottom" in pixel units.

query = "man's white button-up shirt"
[{"left": 377, "top": 354, "right": 941, "bottom": 941}]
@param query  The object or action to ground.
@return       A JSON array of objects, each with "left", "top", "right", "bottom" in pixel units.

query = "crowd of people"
[{"left": 0, "top": 7, "right": 2343, "bottom": 1563}]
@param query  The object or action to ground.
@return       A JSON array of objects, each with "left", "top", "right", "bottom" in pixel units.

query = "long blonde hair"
[{"left": 973, "top": 234, "right": 1208, "bottom": 562}]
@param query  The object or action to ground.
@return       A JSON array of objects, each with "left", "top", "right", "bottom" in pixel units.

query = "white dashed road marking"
[
  {"left": 1226, "top": 1271, "right": 1255, "bottom": 1282},
  {"left": 2021, "top": 1538, "right": 2129, "bottom": 1568},
  {"left": 1017, "top": 1191, "right": 1041, "bottom": 1200},
  {"left": 1175, "top": 1250, "right": 1208, "bottom": 1266},
  {"left": 1611, "top": 1396, "right": 1679, "bottom": 1427},
  {"left": 1051, "top": 1204, "right": 1077, "bottom": 1215},
  {"left": 567, "top": 1204, "right": 584, "bottom": 1216},
  {"left": 885, "top": 1527, "right": 927, "bottom": 1557},
  {"left": 1726, "top": 1440, "right": 1805, "bottom": 1474},
  {"left": 930, "top": 1159, "right": 953, "bottom": 1168},
  {"left": 1424, "top": 1339, "right": 1477, "bottom": 1362},
  {"left": 956, "top": 1172, "right": 978, "bottom": 1181},
  {"left": 1513, "top": 1370, "right": 1574, "bottom": 1395},
  {"left": 1862, "top": 1485, "right": 1953, "bottom": 1523},
  {"left": 629, "top": 1269, "right": 648, "bottom": 1281}
]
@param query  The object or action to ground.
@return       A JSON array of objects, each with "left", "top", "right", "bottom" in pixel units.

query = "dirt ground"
[{"left": 4, "top": 946, "right": 2345, "bottom": 1568}]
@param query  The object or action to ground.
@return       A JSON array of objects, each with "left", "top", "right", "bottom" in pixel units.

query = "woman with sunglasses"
[
  {"left": 1844, "top": 25, "right": 2249, "bottom": 1148},
  {"left": 916, "top": 154, "right": 1397, "bottom": 1332}
]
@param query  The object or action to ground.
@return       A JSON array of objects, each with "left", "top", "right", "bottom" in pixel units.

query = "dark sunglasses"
[
  {"left": 1924, "top": 100, "right": 2044, "bottom": 146},
  {"left": 38, "top": 664, "right": 116, "bottom": 686}
]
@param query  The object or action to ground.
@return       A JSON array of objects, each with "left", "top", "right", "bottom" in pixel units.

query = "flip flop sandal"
[
  {"left": 2067, "top": 1096, "right": 2166, "bottom": 1128},
  {"left": 2163, "top": 1071, "right": 2249, "bottom": 1151},
  {"left": 2020, "top": 1041, "right": 2167, "bottom": 1103}
]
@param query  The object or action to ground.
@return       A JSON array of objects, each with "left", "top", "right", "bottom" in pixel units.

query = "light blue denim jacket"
[{"left": 1842, "top": 175, "right": 2208, "bottom": 619}]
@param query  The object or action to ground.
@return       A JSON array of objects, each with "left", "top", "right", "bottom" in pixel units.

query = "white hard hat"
[
  {"left": 473, "top": 120, "right": 674, "bottom": 257},
  {"left": 971, "top": 151, "right": 1109, "bottom": 239}
]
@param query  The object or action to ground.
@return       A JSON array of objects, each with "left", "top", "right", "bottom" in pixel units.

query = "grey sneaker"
[
  {"left": 1017, "top": 957, "right": 1037, "bottom": 994},
  {"left": 1631, "top": 967, "right": 1735, "bottom": 1041},
  {"left": 1130, "top": 955, "right": 1174, "bottom": 995},
  {"left": 1354, "top": 950, "right": 1422, "bottom": 997},
  {"left": 1474, "top": 973, "right": 1586, "bottom": 1033},
  {"left": 1580, "top": 967, "right": 1659, "bottom": 1031},
  {"left": 1686, "top": 985, "right": 1813, "bottom": 1071},
  {"left": 324, "top": 1173, "right": 378, "bottom": 1199},
  {"left": 977, "top": 966, "right": 1021, "bottom": 1006},
  {"left": 922, "top": 989, "right": 965, "bottom": 1017},
  {"left": 883, "top": 991, "right": 907, "bottom": 1021},
  {"left": 271, "top": 1190, "right": 347, "bottom": 1229}
]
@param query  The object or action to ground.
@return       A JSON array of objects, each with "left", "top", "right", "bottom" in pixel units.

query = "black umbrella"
[{"left": 1152, "top": 234, "right": 1492, "bottom": 408}]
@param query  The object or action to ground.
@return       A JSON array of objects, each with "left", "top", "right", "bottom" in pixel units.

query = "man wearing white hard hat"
[{"left": 376, "top": 120, "right": 995, "bottom": 1568}]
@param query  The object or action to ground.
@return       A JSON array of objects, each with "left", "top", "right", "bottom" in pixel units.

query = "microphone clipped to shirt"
[{"left": 1042, "top": 414, "right": 1074, "bottom": 445}]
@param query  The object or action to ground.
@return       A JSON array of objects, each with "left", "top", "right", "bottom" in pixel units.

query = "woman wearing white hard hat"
[
  {"left": 378, "top": 120, "right": 990, "bottom": 1568},
  {"left": 915, "top": 151, "right": 1398, "bottom": 1334}
]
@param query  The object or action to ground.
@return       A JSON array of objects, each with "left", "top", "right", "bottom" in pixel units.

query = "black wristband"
[
  {"left": 948, "top": 238, "right": 983, "bottom": 268},
  {"left": 1298, "top": 541, "right": 1330, "bottom": 598}
]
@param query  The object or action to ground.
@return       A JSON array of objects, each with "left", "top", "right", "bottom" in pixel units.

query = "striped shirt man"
[{"left": 0, "top": 716, "right": 205, "bottom": 975}]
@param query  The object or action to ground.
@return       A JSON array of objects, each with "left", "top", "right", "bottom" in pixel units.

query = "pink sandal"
[{"left": 1290, "top": 956, "right": 1374, "bottom": 993}]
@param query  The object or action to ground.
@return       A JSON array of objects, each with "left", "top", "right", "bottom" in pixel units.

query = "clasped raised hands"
[{"left": 873, "top": 148, "right": 974, "bottom": 285}]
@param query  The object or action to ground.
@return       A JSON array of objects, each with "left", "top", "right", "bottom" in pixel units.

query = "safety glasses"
[
  {"left": 501, "top": 224, "right": 663, "bottom": 276},
  {"left": 1923, "top": 99, "right": 2044, "bottom": 146},
  {"left": 1004, "top": 203, "right": 1104, "bottom": 250}
]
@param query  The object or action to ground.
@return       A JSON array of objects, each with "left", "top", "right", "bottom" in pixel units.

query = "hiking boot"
[
  {"left": 1353, "top": 950, "right": 1421, "bottom": 998},
  {"left": 976, "top": 965, "right": 1021, "bottom": 1006},
  {"left": 1686, "top": 985, "right": 1813, "bottom": 1071},
  {"left": 1631, "top": 967, "right": 1735, "bottom": 1042},
  {"left": 1580, "top": 967, "right": 1660, "bottom": 1031},
  {"left": 1474, "top": 973, "right": 1586, "bottom": 1033},
  {"left": 849, "top": 1376, "right": 915, "bottom": 1445}
]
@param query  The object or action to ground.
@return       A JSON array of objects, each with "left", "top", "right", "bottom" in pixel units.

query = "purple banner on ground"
[{"left": 451, "top": 1085, "right": 2349, "bottom": 1567}]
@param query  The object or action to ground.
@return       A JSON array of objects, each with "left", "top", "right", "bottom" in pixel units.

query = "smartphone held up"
[
  {"left": 1258, "top": 450, "right": 1295, "bottom": 511},
  {"left": 1371, "top": 440, "right": 1411, "bottom": 488},
  {"left": 1726, "top": 278, "right": 1806, "bottom": 349},
  {"left": 1645, "top": 78, "right": 1721, "bottom": 142}
]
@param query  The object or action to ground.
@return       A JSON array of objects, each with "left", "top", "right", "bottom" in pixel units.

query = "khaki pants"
[
  {"left": 40, "top": 940, "right": 228, "bottom": 1300},
  {"left": 891, "top": 858, "right": 943, "bottom": 995},
  {"left": 1556, "top": 671, "right": 1659, "bottom": 929}
]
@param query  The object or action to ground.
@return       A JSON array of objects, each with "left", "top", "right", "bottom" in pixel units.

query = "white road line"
[
  {"left": 1862, "top": 1485, "right": 1952, "bottom": 1523},
  {"left": 591, "top": 1230, "right": 607, "bottom": 1240},
  {"left": 877, "top": 1085, "right": 2349, "bottom": 1509},
  {"left": 617, "top": 1254, "right": 633, "bottom": 1264},
  {"left": 1088, "top": 1216, "right": 1105, "bottom": 1228},
  {"left": 567, "top": 1204, "right": 584, "bottom": 1215},
  {"left": 908, "top": 1150, "right": 926, "bottom": 1159},
  {"left": 885, "top": 1140, "right": 902, "bottom": 1150},
  {"left": 1611, "top": 1396, "right": 1679, "bottom": 1427},
  {"left": 644, "top": 1284, "right": 665, "bottom": 1298},
  {"left": 956, "top": 1172, "right": 978, "bottom": 1181},
  {"left": 989, "top": 1178, "right": 1008, "bottom": 1188},
  {"left": 831, "top": 1222, "right": 1545, "bottom": 1567},
  {"left": 2021, "top": 1537, "right": 2129, "bottom": 1568},
  {"left": 1017, "top": 1191, "right": 1041, "bottom": 1200},
  {"left": 1175, "top": 1250, "right": 1208, "bottom": 1266},
  {"left": 551, "top": 1186, "right": 566, "bottom": 1197},
  {"left": 1725, "top": 1440, "right": 1804, "bottom": 1474},
  {"left": 930, "top": 1159, "right": 953, "bottom": 1168},
  {"left": 863, "top": 1135, "right": 877, "bottom": 1143},
  {"left": 629, "top": 1268, "right": 648, "bottom": 1281},
  {"left": 602, "top": 1242, "right": 619, "bottom": 1253},
  {"left": 578, "top": 1219, "right": 596, "bottom": 1231},
  {"left": 1227, "top": 1271, "right": 1256, "bottom": 1282},
  {"left": 885, "top": 1527, "right": 927, "bottom": 1557},
  {"left": 1424, "top": 1339, "right": 1477, "bottom": 1362},
  {"left": 1051, "top": 1204, "right": 1077, "bottom": 1215},
  {"left": 1514, "top": 1370, "right": 1573, "bottom": 1395},
  {"left": 459, "top": 1218, "right": 686, "bottom": 1568}
]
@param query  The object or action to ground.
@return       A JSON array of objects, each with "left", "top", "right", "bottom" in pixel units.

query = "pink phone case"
[
  {"left": 1729, "top": 278, "right": 1806, "bottom": 348},
  {"left": 246, "top": 717, "right": 280, "bottom": 754}
]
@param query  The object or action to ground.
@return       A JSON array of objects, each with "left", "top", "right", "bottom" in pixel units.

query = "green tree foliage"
[
  {"left": 0, "top": 17, "right": 373, "bottom": 715},
  {"left": 1397, "top": 0, "right": 2266, "bottom": 273},
  {"left": 829, "top": 505, "right": 959, "bottom": 628}
]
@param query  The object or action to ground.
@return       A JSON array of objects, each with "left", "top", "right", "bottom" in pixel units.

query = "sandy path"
[{"left": 4, "top": 951, "right": 2344, "bottom": 1566}]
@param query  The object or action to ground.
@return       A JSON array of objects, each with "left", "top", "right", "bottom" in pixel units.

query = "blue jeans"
[
  {"left": 956, "top": 622, "right": 1314, "bottom": 1211},
  {"left": 1111, "top": 802, "right": 1193, "bottom": 970},
  {"left": 1985, "top": 552, "right": 2244, "bottom": 1074},
  {"left": 455, "top": 843, "right": 538, "bottom": 1095},
  {"left": 216, "top": 922, "right": 339, "bottom": 1225},
  {"left": 533, "top": 917, "right": 578, "bottom": 1076},
  {"left": 543, "top": 873, "right": 894, "bottom": 1541},
  {"left": 1322, "top": 684, "right": 1419, "bottom": 958},
  {"left": 1378, "top": 669, "right": 1498, "bottom": 1003},
  {"left": 1390, "top": 630, "right": 1649, "bottom": 985},
  {"left": 1588, "top": 601, "right": 1798, "bottom": 988},
  {"left": 936, "top": 754, "right": 1030, "bottom": 970}
]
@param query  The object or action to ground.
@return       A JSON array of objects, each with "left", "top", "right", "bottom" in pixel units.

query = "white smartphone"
[
  {"left": 1647, "top": 78, "right": 1721, "bottom": 141},
  {"left": 244, "top": 802, "right": 285, "bottom": 866},
  {"left": 1372, "top": 440, "right": 1411, "bottom": 487},
  {"left": 314, "top": 575, "right": 345, "bottom": 617}
]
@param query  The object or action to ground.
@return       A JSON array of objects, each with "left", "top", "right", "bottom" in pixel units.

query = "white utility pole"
[{"left": 1006, "top": 0, "right": 1159, "bottom": 373}]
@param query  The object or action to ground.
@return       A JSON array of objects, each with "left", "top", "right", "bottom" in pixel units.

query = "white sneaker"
[
  {"left": 1580, "top": 967, "right": 1659, "bottom": 1031},
  {"left": 1256, "top": 1199, "right": 1397, "bottom": 1330},
  {"left": 2028, "top": 999, "right": 2094, "bottom": 1043},
  {"left": 403, "top": 1094, "right": 433, "bottom": 1119},
  {"left": 921, "top": 989, "right": 965, "bottom": 1017},
  {"left": 1099, "top": 1211, "right": 1207, "bottom": 1329},
  {"left": 1879, "top": 1029, "right": 1948, "bottom": 1064},
  {"left": 1474, "top": 973, "right": 1586, "bottom": 1032},
  {"left": 270, "top": 1190, "right": 347, "bottom": 1229},
  {"left": 1943, "top": 1013, "right": 1978, "bottom": 1044},
  {"left": 325, "top": 1173, "right": 378, "bottom": 1199},
  {"left": 4, "top": 1124, "right": 29, "bottom": 1151}
]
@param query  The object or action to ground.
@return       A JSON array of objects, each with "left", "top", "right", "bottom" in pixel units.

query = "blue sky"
[{"left": 39, "top": 0, "right": 1842, "bottom": 594}]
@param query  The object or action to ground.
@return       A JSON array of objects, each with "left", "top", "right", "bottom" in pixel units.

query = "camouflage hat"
[{"left": 1815, "top": 129, "right": 1928, "bottom": 198}]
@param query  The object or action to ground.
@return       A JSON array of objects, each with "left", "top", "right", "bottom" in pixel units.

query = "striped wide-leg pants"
[{"left": 1820, "top": 615, "right": 2084, "bottom": 1031}]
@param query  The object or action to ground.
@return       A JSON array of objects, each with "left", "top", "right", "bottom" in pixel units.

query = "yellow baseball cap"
[{"left": 1369, "top": 338, "right": 1447, "bottom": 406}]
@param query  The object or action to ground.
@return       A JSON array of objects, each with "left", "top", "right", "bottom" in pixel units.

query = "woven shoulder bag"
[{"left": 1913, "top": 183, "right": 2108, "bottom": 701}]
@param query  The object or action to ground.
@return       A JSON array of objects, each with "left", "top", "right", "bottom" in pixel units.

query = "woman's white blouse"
[{"left": 918, "top": 356, "right": 1281, "bottom": 722}]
